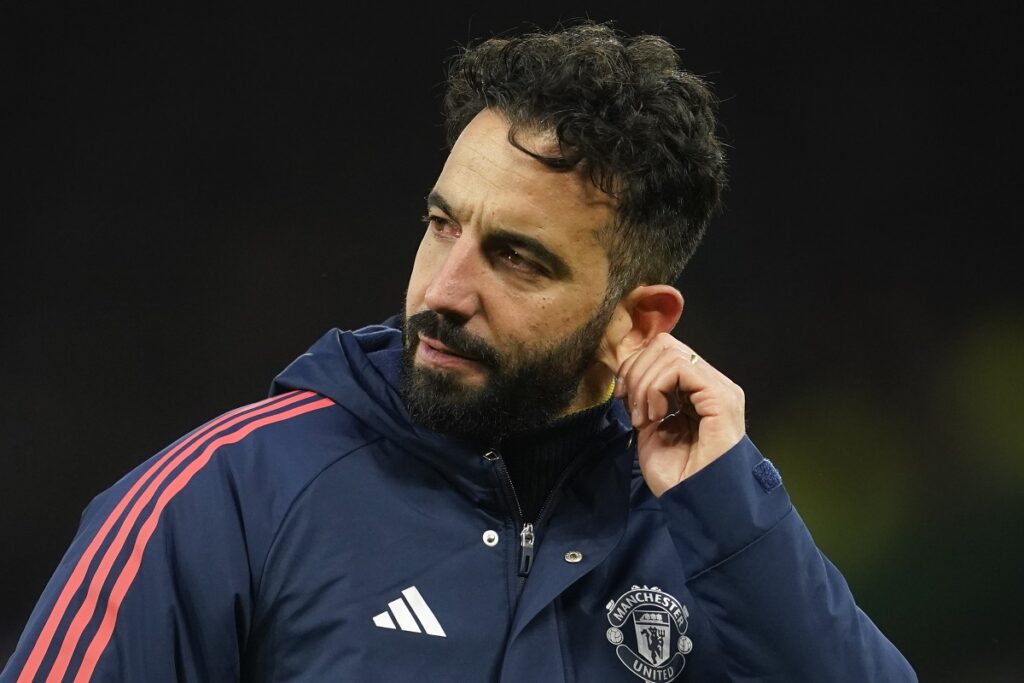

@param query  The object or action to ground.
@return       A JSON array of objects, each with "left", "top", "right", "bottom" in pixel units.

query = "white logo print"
[
  {"left": 372, "top": 586, "right": 447, "bottom": 637},
  {"left": 605, "top": 585, "right": 692, "bottom": 682}
]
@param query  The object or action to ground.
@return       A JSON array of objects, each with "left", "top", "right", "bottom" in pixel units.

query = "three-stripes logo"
[{"left": 373, "top": 586, "right": 447, "bottom": 637}]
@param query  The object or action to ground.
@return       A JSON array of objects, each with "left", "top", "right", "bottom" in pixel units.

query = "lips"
[{"left": 418, "top": 333, "right": 480, "bottom": 362}]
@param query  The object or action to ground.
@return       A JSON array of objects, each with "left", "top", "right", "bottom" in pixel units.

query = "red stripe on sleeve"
[
  {"left": 72, "top": 397, "right": 335, "bottom": 683},
  {"left": 14, "top": 390, "right": 309, "bottom": 683}
]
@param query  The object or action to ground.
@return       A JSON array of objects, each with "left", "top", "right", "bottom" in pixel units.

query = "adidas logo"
[{"left": 372, "top": 586, "right": 447, "bottom": 637}]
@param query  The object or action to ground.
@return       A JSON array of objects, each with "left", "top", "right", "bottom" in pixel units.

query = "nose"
[{"left": 422, "top": 236, "right": 482, "bottom": 322}]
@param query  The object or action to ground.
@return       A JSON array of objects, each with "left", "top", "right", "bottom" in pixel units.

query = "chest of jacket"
[{"left": 241, "top": 437, "right": 722, "bottom": 683}]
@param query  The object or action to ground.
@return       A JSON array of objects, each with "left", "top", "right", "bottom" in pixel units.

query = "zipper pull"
[{"left": 519, "top": 523, "right": 535, "bottom": 577}]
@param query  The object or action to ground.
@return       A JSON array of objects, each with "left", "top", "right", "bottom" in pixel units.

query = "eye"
[
  {"left": 497, "top": 248, "right": 543, "bottom": 276},
  {"left": 421, "top": 214, "right": 460, "bottom": 238}
]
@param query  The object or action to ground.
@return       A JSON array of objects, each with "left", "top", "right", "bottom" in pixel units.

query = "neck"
[
  {"left": 501, "top": 393, "right": 614, "bottom": 521},
  {"left": 561, "top": 362, "right": 616, "bottom": 416}
]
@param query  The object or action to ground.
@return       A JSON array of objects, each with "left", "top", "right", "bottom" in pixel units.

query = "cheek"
[
  {"left": 525, "top": 288, "right": 602, "bottom": 345},
  {"left": 514, "top": 294, "right": 574, "bottom": 339}
]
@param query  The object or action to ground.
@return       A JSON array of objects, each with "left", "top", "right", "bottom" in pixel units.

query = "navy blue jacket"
[{"left": 2, "top": 322, "right": 916, "bottom": 682}]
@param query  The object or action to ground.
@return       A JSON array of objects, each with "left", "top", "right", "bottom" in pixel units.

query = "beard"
[{"left": 399, "top": 302, "right": 615, "bottom": 442}]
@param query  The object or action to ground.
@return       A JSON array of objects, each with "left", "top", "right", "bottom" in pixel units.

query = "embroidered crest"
[{"left": 605, "top": 585, "right": 692, "bottom": 682}]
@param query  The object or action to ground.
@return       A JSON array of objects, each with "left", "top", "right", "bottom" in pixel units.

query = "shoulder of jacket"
[
  {"left": 84, "top": 391, "right": 378, "bottom": 520},
  {"left": 203, "top": 390, "right": 384, "bottom": 494},
  {"left": 78, "top": 390, "right": 385, "bottom": 574}
]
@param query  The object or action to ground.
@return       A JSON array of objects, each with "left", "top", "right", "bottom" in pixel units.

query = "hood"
[{"left": 270, "top": 315, "right": 453, "bottom": 453}]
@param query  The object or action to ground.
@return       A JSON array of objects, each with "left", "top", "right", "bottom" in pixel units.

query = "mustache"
[{"left": 405, "top": 310, "right": 499, "bottom": 367}]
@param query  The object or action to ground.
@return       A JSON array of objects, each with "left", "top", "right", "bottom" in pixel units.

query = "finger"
[
  {"left": 633, "top": 348, "right": 712, "bottom": 426},
  {"left": 618, "top": 338, "right": 681, "bottom": 422},
  {"left": 615, "top": 343, "right": 650, "bottom": 391},
  {"left": 663, "top": 343, "right": 746, "bottom": 424},
  {"left": 619, "top": 332, "right": 691, "bottom": 381},
  {"left": 670, "top": 341, "right": 733, "bottom": 388},
  {"left": 642, "top": 345, "right": 738, "bottom": 427},
  {"left": 620, "top": 338, "right": 685, "bottom": 425},
  {"left": 631, "top": 351, "right": 683, "bottom": 426},
  {"left": 613, "top": 349, "right": 643, "bottom": 398}
]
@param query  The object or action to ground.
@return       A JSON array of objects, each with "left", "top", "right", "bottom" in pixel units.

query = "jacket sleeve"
[
  {"left": 657, "top": 436, "right": 917, "bottom": 682},
  {"left": 0, "top": 437, "right": 251, "bottom": 683}
]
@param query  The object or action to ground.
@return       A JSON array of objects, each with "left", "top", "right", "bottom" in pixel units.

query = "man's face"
[{"left": 401, "top": 108, "right": 619, "bottom": 439}]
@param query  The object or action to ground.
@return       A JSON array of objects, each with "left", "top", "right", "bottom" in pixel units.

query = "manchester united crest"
[{"left": 605, "top": 585, "right": 692, "bottom": 682}]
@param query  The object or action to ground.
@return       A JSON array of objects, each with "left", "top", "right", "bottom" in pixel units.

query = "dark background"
[{"left": 2, "top": 2, "right": 1021, "bottom": 680}]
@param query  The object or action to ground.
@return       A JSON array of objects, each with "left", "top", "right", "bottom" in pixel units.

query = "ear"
[{"left": 595, "top": 285, "right": 685, "bottom": 372}]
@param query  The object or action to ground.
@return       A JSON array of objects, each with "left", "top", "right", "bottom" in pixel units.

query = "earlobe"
[{"left": 601, "top": 285, "right": 684, "bottom": 369}]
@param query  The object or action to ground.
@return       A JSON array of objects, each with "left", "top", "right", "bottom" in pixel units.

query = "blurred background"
[{"left": 1, "top": 2, "right": 1020, "bottom": 680}]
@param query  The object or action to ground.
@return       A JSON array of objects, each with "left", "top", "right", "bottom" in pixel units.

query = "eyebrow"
[
  {"left": 426, "top": 189, "right": 459, "bottom": 223},
  {"left": 425, "top": 189, "right": 572, "bottom": 279}
]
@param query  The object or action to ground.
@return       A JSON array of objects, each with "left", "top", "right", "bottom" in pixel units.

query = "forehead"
[{"left": 432, "top": 109, "right": 616, "bottom": 272}]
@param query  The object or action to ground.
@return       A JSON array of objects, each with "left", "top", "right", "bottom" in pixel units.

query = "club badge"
[{"left": 605, "top": 585, "right": 692, "bottom": 682}]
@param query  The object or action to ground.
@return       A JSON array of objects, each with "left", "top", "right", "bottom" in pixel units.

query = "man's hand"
[{"left": 614, "top": 332, "right": 746, "bottom": 497}]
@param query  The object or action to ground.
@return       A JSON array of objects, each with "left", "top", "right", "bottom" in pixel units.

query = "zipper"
[
  {"left": 485, "top": 426, "right": 631, "bottom": 580},
  {"left": 520, "top": 426, "right": 636, "bottom": 568},
  {"left": 519, "top": 523, "right": 535, "bottom": 576},
  {"left": 485, "top": 448, "right": 534, "bottom": 578}
]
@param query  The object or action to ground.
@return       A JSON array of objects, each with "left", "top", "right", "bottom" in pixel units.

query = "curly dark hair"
[{"left": 443, "top": 22, "right": 727, "bottom": 298}]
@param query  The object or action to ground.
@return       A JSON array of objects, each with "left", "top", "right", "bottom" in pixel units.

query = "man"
[{"left": 2, "top": 23, "right": 916, "bottom": 682}]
